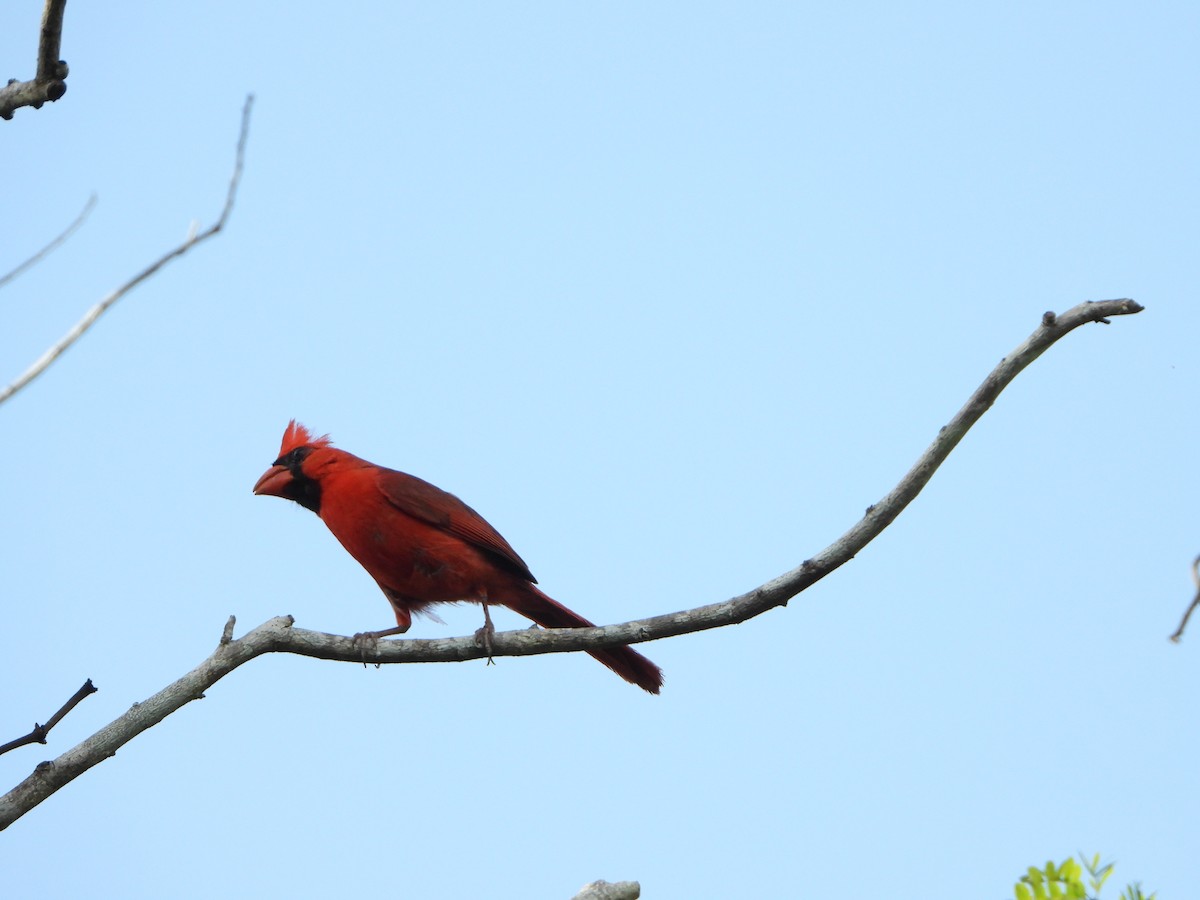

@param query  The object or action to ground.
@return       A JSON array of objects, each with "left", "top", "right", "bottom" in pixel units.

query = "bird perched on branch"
[{"left": 253, "top": 421, "right": 663, "bottom": 694}]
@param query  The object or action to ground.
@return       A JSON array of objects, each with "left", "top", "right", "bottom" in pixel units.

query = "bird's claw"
[
  {"left": 351, "top": 631, "right": 383, "bottom": 669},
  {"left": 475, "top": 602, "right": 497, "bottom": 666},
  {"left": 474, "top": 624, "right": 496, "bottom": 666}
]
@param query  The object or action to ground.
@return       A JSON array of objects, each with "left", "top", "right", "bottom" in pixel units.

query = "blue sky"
[{"left": 2, "top": 2, "right": 1196, "bottom": 897}]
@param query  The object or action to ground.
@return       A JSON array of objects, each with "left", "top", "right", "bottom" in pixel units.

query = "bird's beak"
[{"left": 253, "top": 465, "right": 292, "bottom": 497}]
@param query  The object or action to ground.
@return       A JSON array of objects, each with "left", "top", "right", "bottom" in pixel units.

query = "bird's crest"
[{"left": 278, "top": 419, "right": 332, "bottom": 456}]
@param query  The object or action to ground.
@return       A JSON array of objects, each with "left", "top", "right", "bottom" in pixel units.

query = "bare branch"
[
  {"left": 0, "top": 679, "right": 96, "bottom": 757},
  {"left": 1168, "top": 554, "right": 1200, "bottom": 642},
  {"left": 0, "top": 95, "right": 254, "bottom": 408},
  {"left": 0, "top": 0, "right": 70, "bottom": 120},
  {"left": 0, "top": 194, "right": 96, "bottom": 291},
  {"left": 0, "top": 300, "right": 1143, "bottom": 828},
  {"left": 0, "top": 619, "right": 295, "bottom": 829}
]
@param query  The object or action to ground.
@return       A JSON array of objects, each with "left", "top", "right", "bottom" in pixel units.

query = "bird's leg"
[
  {"left": 354, "top": 625, "right": 410, "bottom": 641},
  {"left": 474, "top": 594, "right": 497, "bottom": 666},
  {"left": 353, "top": 604, "right": 411, "bottom": 669}
]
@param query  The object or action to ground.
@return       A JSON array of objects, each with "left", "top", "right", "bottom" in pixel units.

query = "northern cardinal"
[{"left": 253, "top": 421, "right": 663, "bottom": 694}]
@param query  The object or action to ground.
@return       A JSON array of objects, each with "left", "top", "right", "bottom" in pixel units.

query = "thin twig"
[
  {"left": 0, "top": 0, "right": 70, "bottom": 120},
  {"left": 0, "top": 95, "right": 254, "bottom": 407},
  {"left": 0, "top": 194, "right": 96, "bottom": 291},
  {"left": 0, "top": 679, "right": 96, "bottom": 757},
  {"left": 1168, "top": 554, "right": 1200, "bottom": 642},
  {"left": 0, "top": 300, "right": 1143, "bottom": 830}
]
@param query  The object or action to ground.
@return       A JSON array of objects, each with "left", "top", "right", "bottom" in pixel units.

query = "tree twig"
[
  {"left": 1168, "top": 554, "right": 1200, "bottom": 642},
  {"left": 0, "top": 194, "right": 97, "bottom": 291},
  {"left": 0, "top": 0, "right": 71, "bottom": 120},
  {"left": 0, "top": 299, "right": 1143, "bottom": 829},
  {"left": 0, "top": 95, "right": 253, "bottom": 407},
  {"left": 0, "top": 680, "right": 96, "bottom": 757}
]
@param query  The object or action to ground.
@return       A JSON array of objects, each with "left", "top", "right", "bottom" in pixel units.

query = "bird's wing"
[{"left": 374, "top": 467, "right": 538, "bottom": 583}]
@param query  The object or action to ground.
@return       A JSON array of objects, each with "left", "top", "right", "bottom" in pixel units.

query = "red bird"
[{"left": 253, "top": 421, "right": 663, "bottom": 694}]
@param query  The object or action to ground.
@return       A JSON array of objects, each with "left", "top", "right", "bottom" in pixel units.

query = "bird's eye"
[{"left": 276, "top": 447, "right": 311, "bottom": 468}]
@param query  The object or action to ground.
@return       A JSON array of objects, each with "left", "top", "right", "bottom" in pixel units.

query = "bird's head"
[{"left": 253, "top": 420, "right": 335, "bottom": 513}]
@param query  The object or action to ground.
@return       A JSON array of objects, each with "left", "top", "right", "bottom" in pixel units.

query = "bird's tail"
[{"left": 508, "top": 585, "right": 663, "bottom": 694}]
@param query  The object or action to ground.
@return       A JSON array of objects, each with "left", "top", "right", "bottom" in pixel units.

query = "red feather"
[
  {"left": 254, "top": 421, "right": 663, "bottom": 694},
  {"left": 278, "top": 419, "right": 331, "bottom": 455}
]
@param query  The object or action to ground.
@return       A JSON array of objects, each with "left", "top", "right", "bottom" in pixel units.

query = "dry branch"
[
  {"left": 1168, "top": 554, "right": 1200, "bottom": 642},
  {"left": 0, "top": 680, "right": 96, "bottom": 757},
  {"left": 0, "top": 299, "right": 1143, "bottom": 829},
  {"left": 0, "top": 0, "right": 71, "bottom": 120},
  {"left": 0, "top": 95, "right": 253, "bottom": 407},
  {"left": 0, "top": 194, "right": 96, "bottom": 291}
]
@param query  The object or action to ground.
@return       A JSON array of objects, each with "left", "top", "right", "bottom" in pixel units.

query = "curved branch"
[
  {"left": 0, "top": 95, "right": 253, "bottom": 407},
  {"left": 0, "top": 299, "right": 1143, "bottom": 829},
  {"left": 0, "top": 0, "right": 70, "bottom": 120}
]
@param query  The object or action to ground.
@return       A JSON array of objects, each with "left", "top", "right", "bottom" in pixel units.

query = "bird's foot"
[
  {"left": 351, "top": 624, "right": 409, "bottom": 669},
  {"left": 351, "top": 631, "right": 383, "bottom": 669},
  {"left": 474, "top": 601, "right": 497, "bottom": 666}
]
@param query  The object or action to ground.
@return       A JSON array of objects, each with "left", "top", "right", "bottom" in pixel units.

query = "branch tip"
[
  {"left": 1169, "top": 554, "right": 1200, "bottom": 642},
  {"left": 0, "top": 193, "right": 97, "bottom": 290}
]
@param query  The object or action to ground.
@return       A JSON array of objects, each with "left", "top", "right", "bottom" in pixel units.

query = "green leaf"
[
  {"left": 1086, "top": 855, "right": 1114, "bottom": 893},
  {"left": 1061, "top": 858, "right": 1082, "bottom": 882},
  {"left": 1015, "top": 884, "right": 1033, "bottom": 900}
]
